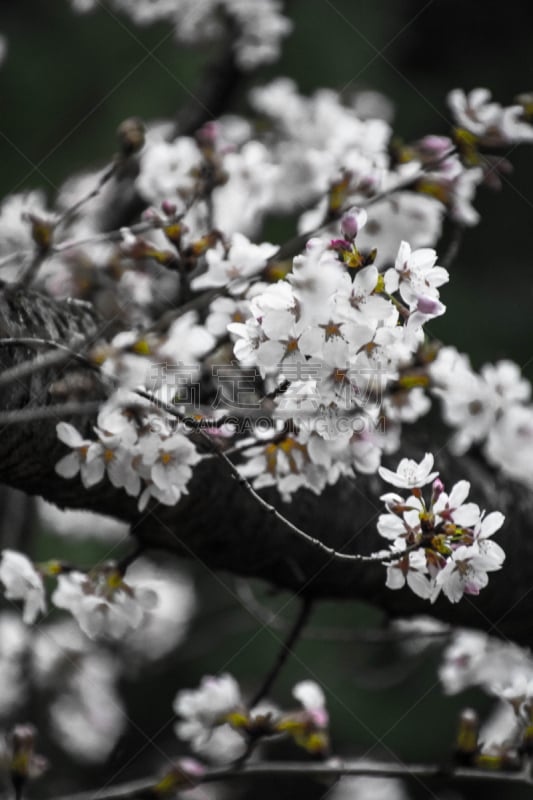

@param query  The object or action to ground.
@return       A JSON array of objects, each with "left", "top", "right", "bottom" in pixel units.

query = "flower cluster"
[
  {"left": 55, "top": 390, "right": 201, "bottom": 509},
  {"left": 0, "top": 548, "right": 194, "bottom": 650},
  {"left": 0, "top": 547, "right": 196, "bottom": 763},
  {"left": 190, "top": 232, "right": 277, "bottom": 294},
  {"left": 449, "top": 87, "right": 533, "bottom": 146},
  {"left": 431, "top": 348, "right": 533, "bottom": 489},
  {"left": 173, "top": 673, "right": 329, "bottom": 763},
  {"left": 377, "top": 453, "right": 505, "bottom": 602},
  {"left": 71, "top": 0, "right": 292, "bottom": 70},
  {"left": 52, "top": 566, "right": 158, "bottom": 640},
  {"left": 437, "top": 628, "right": 533, "bottom": 766},
  {"left": 228, "top": 222, "right": 447, "bottom": 499},
  {"left": 7, "top": 0, "right": 533, "bottom": 785}
]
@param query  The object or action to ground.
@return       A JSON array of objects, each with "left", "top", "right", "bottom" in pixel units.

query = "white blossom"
[
  {"left": 52, "top": 570, "right": 158, "bottom": 640},
  {"left": 378, "top": 452, "right": 438, "bottom": 489},
  {"left": 136, "top": 137, "right": 201, "bottom": 205},
  {"left": 159, "top": 310, "right": 216, "bottom": 365},
  {"left": 384, "top": 240, "right": 448, "bottom": 310},
  {"left": 32, "top": 619, "right": 125, "bottom": 762},
  {"left": 173, "top": 674, "right": 246, "bottom": 762},
  {"left": 292, "top": 680, "right": 328, "bottom": 727},
  {"left": 439, "top": 629, "right": 533, "bottom": 700},
  {"left": 448, "top": 87, "right": 533, "bottom": 144},
  {"left": 37, "top": 500, "right": 129, "bottom": 542},
  {"left": 191, "top": 233, "right": 277, "bottom": 293},
  {"left": 123, "top": 561, "right": 196, "bottom": 662},
  {"left": 433, "top": 542, "right": 504, "bottom": 603},
  {"left": 55, "top": 422, "right": 105, "bottom": 488},
  {"left": 0, "top": 550, "right": 46, "bottom": 624},
  {"left": 139, "top": 432, "right": 201, "bottom": 505},
  {"left": 385, "top": 550, "right": 432, "bottom": 599},
  {"left": 486, "top": 404, "right": 533, "bottom": 486}
]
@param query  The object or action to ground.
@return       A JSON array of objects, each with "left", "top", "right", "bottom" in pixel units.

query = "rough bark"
[{"left": 1, "top": 288, "right": 533, "bottom": 646}]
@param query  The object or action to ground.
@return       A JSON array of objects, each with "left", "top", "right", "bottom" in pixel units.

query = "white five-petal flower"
[{"left": 378, "top": 452, "right": 438, "bottom": 489}]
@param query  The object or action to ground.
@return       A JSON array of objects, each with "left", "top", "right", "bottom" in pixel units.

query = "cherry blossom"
[
  {"left": 173, "top": 674, "right": 246, "bottom": 762},
  {"left": 376, "top": 463, "right": 505, "bottom": 603},
  {"left": 385, "top": 551, "right": 432, "bottom": 600},
  {"left": 433, "top": 541, "right": 505, "bottom": 604},
  {"left": 5, "top": 0, "right": 533, "bottom": 784},
  {"left": 292, "top": 680, "right": 329, "bottom": 728},
  {"left": 384, "top": 240, "right": 449, "bottom": 311},
  {"left": 141, "top": 432, "right": 201, "bottom": 495},
  {"left": 191, "top": 233, "right": 277, "bottom": 293},
  {"left": 55, "top": 422, "right": 105, "bottom": 488},
  {"left": 52, "top": 569, "right": 158, "bottom": 640},
  {"left": 0, "top": 551, "right": 46, "bottom": 624},
  {"left": 340, "top": 206, "right": 368, "bottom": 240},
  {"left": 275, "top": 680, "right": 330, "bottom": 754},
  {"left": 378, "top": 453, "right": 438, "bottom": 489},
  {"left": 448, "top": 87, "right": 533, "bottom": 144}
]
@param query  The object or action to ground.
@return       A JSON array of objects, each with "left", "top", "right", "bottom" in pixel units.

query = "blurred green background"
[{"left": 1, "top": 2, "right": 533, "bottom": 798}]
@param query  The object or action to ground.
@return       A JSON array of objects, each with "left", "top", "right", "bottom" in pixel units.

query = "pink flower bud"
[
  {"left": 196, "top": 121, "right": 219, "bottom": 146},
  {"left": 340, "top": 207, "right": 367, "bottom": 240},
  {"left": 417, "top": 135, "right": 453, "bottom": 158},
  {"left": 417, "top": 295, "right": 444, "bottom": 315},
  {"left": 329, "top": 238, "right": 351, "bottom": 251},
  {"left": 432, "top": 477, "right": 445, "bottom": 502},
  {"left": 177, "top": 758, "right": 206, "bottom": 779},
  {"left": 161, "top": 200, "right": 177, "bottom": 216},
  {"left": 142, "top": 208, "right": 158, "bottom": 222}
]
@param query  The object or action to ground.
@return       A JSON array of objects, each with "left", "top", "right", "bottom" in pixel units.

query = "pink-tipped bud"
[
  {"left": 177, "top": 758, "right": 206, "bottom": 779},
  {"left": 305, "top": 237, "right": 323, "bottom": 252},
  {"left": 310, "top": 708, "right": 329, "bottom": 728},
  {"left": 340, "top": 207, "right": 367, "bottom": 240},
  {"left": 142, "top": 208, "right": 159, "bottom": 223},
  {"left": 329, "top": 238, "right": 351, "bottom": 251},
  {"left": 432, "top": 477, "right": 445, "bottom": 502},
  {"left": 417, "top": 135, "right": 452, "bottom": 159},
  {"left": 196, "top": 121, "right": 219, "bottom": 146},
  {"left": 161, "top": 200, "right": 177, "bottom": 216},
  {"left": 417, "top": 295, "right": 444, "bottom": 315}
]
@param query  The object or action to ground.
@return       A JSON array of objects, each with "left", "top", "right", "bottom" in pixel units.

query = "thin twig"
[
  {"left": 233, "top": 581, "right": 451, "bottom": 644},
  {"left": 440, "top": 221, "right": 465, "bottom": 270},
  {"left": 134, "top": 388, "right": 407, "bottom": 567},
  {"left": 56, "top": 163, "right": 117, "bottom": 229},
  {"left": 52, "top": 217, "right": 165, "bottom": 254},
  {"left": 0, "top": 249, "right": 31, "bottom": 270},
  {"left": 52, "top": 757, "right": 533, "bottom": 800},
  {"left": 0, "top": 401, "right": 101, "bottom": 425},
  {"left": 249, "top": 597, "right": 313, "bottom": 708},
  {"left": 0, "top": 337, "right": 98, "bottom": 389},
  {"left": 16, "top": 249, "right": 49, "bottom": 289},
  {"left": 271, "top": 148, "right": 457, "bottom": 264}
]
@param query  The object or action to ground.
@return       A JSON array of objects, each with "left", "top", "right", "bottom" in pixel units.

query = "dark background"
[{"left": 1, "top": 2, "right": 532, "bottom": 798}]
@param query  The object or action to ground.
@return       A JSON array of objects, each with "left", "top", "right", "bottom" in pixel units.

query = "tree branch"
[
  {"left": 52, "top": 758, "right": 533, "bottom": 800},
  {"left": 249, "top": 597, "right": 313, "bottom": 709},
  {"left": 135, "top": 389, "right": 406, "bottom": 567},
  {"left": 1, "top": 288, "right": 533, "bottom": 647}
]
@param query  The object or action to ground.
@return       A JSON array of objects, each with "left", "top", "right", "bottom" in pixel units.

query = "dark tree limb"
[{"left": 1, "top": 289, "right": 533, "bottom": 646}]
